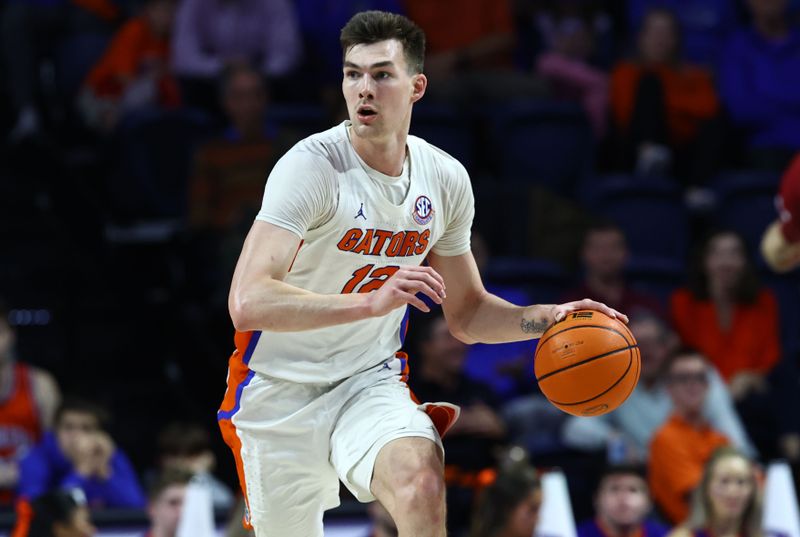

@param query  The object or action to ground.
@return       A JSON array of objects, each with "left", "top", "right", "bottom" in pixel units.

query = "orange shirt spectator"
[
  {"left": 611, "top": 62, "right": 718, "bottom": 146},
  {"left": 403, "top": 0, "right": 513, "bottom": 64},
  {"left": 84, "top": 15, "right": 179, "bottom": 105},
  {"left": 670, "top": 288, "right": 780, "bottom": 382},
  {"left": 649, "top": 414, "right": 729, "bottom": 524}
]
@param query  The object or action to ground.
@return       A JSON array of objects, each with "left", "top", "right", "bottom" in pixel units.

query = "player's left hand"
[{"left": 551, "top": 299, "right": 628, "bottom": 324}]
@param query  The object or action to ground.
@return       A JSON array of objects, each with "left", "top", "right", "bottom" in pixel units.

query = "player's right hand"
[{"left": 366, "top": 265, "right": 446, "bottom": 316}]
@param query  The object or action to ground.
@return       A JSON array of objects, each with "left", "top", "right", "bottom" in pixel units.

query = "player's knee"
[{"left": 394, "top": 464, "right": 445, "bottom": 513}]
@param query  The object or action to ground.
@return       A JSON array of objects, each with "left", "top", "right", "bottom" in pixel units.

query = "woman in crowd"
[{"left": 667, "top": 447, "right": 761, "bottom": 537}]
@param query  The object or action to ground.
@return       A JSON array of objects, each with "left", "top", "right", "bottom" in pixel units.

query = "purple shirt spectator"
[
  {"left": 719, "top": 27, "right": 800, "bottom": 151},
  {"left": 171, "top": 0, "right": 301, "bottom": 78},
  {"left": 18, "top": 432, "right": 146, "bottom": 509},
  {"left": 628, "top": 0, "right": 738, "bottom": 65}
]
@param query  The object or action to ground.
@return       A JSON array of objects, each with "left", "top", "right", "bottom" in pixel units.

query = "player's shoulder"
[
  {"left": 277, "top": 122, "right": 350, "bottom": 171},
  {"left": 408, "top": 134, "right": 470, "bottom": 183}
]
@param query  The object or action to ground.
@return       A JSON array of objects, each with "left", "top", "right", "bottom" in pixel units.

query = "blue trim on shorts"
[
  {"left": 217, "top": 331, "right": 261, "bottom": 421},
  {"left": 399, "top": 306, "right": 410, "bottom": 345}
]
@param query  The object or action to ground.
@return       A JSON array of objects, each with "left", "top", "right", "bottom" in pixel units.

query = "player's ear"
[{"left": 411, "top": 73, "right": 427, "bottom": 103}]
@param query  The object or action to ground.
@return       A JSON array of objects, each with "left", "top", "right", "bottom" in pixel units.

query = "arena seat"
[{"left": 488, "top": 100, "right": 594, "bottom": 194}]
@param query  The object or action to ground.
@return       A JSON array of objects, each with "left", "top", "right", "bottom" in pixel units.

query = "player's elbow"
[
  {"left": 448, "top": 322, "right": 478, "bottom": 345},
  {"left": 229, "top": 294, "right": 257, "bottom": 332}
]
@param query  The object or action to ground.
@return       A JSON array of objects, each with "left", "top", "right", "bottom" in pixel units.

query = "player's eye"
[
  {"left": 375, "top": 71, "right": 391, "bottom": 79},
  {"left": 345, "top": 70, "right": 360, "bottom": 79}
]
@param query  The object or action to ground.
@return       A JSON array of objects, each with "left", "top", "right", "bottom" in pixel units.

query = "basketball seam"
[
  {"left": 535, "top": 344, "right": 638, "bottom": 382},
  {"left": 546, "top": 345, "right": 635, "bottom": 406},
  {"left": 539, "top": 323, "right": 633, "bottom": 349}
]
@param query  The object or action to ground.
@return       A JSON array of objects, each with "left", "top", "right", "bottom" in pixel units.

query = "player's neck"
[{"left": 350, "top": 128, "right": 408, "bottom": 177}]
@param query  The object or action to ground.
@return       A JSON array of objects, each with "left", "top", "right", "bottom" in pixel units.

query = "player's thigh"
[
  {"left": 239, "top": 428, "right": 336, "bottom": 537},
  {"left": 330, "top": 362, "right": 443, "bottom": 502},
  {"left": 231, "top": 375, "right": 340, "bottom": 536}
]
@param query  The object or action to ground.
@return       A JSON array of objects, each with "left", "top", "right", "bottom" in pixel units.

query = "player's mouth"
[{"left": 356, "top": 106, "right": 378, "bottom": 124}]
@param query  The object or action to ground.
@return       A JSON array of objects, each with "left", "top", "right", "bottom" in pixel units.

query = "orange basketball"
[{"left": 534, "top": 310, "right": 640, "bottom": 417}]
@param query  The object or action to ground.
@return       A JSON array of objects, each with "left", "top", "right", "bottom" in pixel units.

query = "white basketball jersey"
[{"left": 246, "top": 121, "right": 474, "bottom": 383}]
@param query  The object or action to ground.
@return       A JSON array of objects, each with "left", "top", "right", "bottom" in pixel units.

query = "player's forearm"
[
  {"left": 453, "top": 292, "right": 555, "bottom": 344},
  {"left": 229, "top": 277, "right": 372, "bottom": 332}
]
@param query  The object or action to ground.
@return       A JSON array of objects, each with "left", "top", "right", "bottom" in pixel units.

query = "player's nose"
[{"left": 358, "top": 74, "right": 375, "bottom": 98}]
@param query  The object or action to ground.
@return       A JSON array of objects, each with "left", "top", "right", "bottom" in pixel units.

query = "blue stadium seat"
[
  {"left": 586, "top": 175, "right": 689, "bottom": 262},
  {"left": 485, "top": 257, "right": 568, "bottom": 304},
  {"left": 55, "top": 33, "right": 112, "bottom": 102},
  {"left": 763, "top": 273, "right": 800, "bottom": 359},
  {"left": 264, "top": 103, "right": 328, "bottom": 141},
  {"left": 710, "top": 170, "right": 782, "bottom": 257},
  {"left": 115, "top": 108, "right": 216, "bottom": 219},
  {"left": 488, "top": 100, "right": 594, "bottom": 193},
  {"left": 410, "top": 103, "right": 475, "bottom": 170}
]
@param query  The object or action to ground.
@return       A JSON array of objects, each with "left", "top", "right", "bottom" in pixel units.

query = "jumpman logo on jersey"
[{"left": 355, "top": 203, "right": 367, "bottom": 220}]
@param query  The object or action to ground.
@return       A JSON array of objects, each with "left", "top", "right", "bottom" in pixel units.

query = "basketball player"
[
  {"left": 761, "top": 153, "right": 800, "bottom": 272},
  {"left": 218, "top": 11, "right": 627, "bottom": 537}
]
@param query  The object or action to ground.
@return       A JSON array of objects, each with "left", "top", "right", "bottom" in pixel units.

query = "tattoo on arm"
[{"left": 520, "top": 317, "right": 550, "bottom": 334}]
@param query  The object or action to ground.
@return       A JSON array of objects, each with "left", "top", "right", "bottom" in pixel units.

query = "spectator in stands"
[
  {"left": 627, "top": 0, "right": 738, "bottom": 66},
  {"left": 146, "top": 469, "right": 192, "bottom": 537},
  {"left": 667, "top": 447, "right": 762, "bottom": 537},
  {"left": 403, "top": 0, "right": 547, "bottom": 104},
  {"left": 1, "top": 0, "right": 120, "bottom": 142},
  {"left": 28, "top": 488, "right": 96, "bottom": 537},
  {"left": 17, "top": 397, "right": 146, "bottom": 509},
  {"left": 469, "top": 449, "right": 542, "bottom": 537},
  {"left": 610, "top": 7, "right": 721, "bottom": 180},
  {"left": 0, "top": 300, "right": 61, "bottom": 504},
  {"left": 155, "top": 422, "right": 233, "bottom": 511},
  {"left": 671, "top": 230, "right": 781, "bottom": 392},
  {"left": 649, "top": 349, "right": 729, "bottom": 524},
  {"left": 673, "top": 229, "right": 800, "bottom": 463},
  {"left": 534, "top": 5, "right": 610, "bottom": 138},
  {"left": 562, "top": 222, "right": 664, "bottom": 317},
  {"left": 171, "top": 0, "right": 301, "bottom": 110},
  {"left": 577, "top": 464, "right": 669, "bottom": 537},
  {"left": 187, "top": 64, "right": 278, "bottom": 304},
  {"left": 563, "top": 310, "right": 755, "bottom": 462},
  {"left": 189, "top": 64, "right": 274, "bottom": 233},
  {"left": 408, "top": 309, "right": 506, "bottom": 533},
  {"left": 671, "top": 230, "right": 779, "bottom": 397},
  {"left": 719, "top": 0, "right": 800, "bottom": 170},
  {"left": 78, "top": 0, "right": 181, "bottom": 133}
]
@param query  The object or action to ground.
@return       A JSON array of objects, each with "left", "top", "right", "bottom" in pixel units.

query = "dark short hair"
[
  {"left": 583, "top": 220, "right": 626, "bottom": 246},
  {"left": 29, "top": 489, "right": 88, "bottom": 537},
  {"left": 340, "top": 11, "right": 426, "bottom": 73},
  {"left": 596, "top": 464, "right": 648, "bottom": 491},
  {"left": 148, "top": 469, "right": 193, "bottom": 501},
  {"left": 55, "top": 397, "right": 110, "bottom": 430},
  {"left": 157, "top": 422, "right": 211, "bottom": 458},
  {"left": 665, "top": 347, "right": 707, "bottom": 375}
]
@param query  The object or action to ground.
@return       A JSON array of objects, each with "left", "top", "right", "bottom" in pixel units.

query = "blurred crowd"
[{"left": 2, "top": 0, "right": 800, "bottom": 535}]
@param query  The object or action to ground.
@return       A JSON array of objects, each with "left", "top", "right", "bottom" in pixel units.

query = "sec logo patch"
[{"left": 413, "top": 195, "right": 434, "bottom": 225}]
